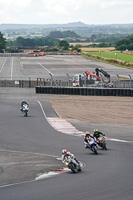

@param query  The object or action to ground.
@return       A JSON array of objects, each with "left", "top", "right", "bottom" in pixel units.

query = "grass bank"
[{"left": 81, "top": 51, "right": 133, "bottom": 69}]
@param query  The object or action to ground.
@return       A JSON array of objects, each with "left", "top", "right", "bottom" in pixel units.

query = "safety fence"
[
  {"left": 35, "top": 86, "right": 133, "bottom": 97},
  {"left": 0, "top": 80, "right": 49, "bottom": 88},
  {"left": 0, "top": 79, "right": 132, "bottom": 89},
  {"left": 0, "top": 79, "right": 71, "bottom": 88}
]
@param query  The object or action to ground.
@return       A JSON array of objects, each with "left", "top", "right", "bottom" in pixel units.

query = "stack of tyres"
[
  {"left": 76, "top": 87, "right": 80, "bottom": 95},
  {"left": 104, "top": 89, "right": 109, "bottom": 96},
  {"left": 49, "top": 86, "right": 52, "bottom": 94},
  {"left": 40, "top": 86, "right": 44, "bottom": 93},
  {"left": 70, "top": 87, "right": 73, "bottom": 95},
  {"left": 127, "top": 89, "right": 130, "bottom": 97},
  {"left": 97, "top": 89, "right": 102, "bottom": 96},
  {"left": 64, "top": 87, "right": 67, "bottom": 95},
  {"left": 116, "top": 89, "right": 120, "bottom": 96},
  {"left": 57, "top": 87, "right": 61, "bottom": 94},
  {"left": 46, "top": 86, "right": 49, "bottom": 94},
  {"left": 123, "top": 89, "right": 127, "bottom": 96},
  {"left": 120, "top": 89, "right": 124, "bottom": 96},
  {"left": 113, "top": 89, "right": 116, "bottom": 96},
  {"left": 52, "top": 87, "right": 56, "bottom": 94},
  {"left": 87, "top": 88, "right": 91, "bottom": 95},
  {"left": 36, "top": 86, "right": 39, "bottom": 93},
  {"left": 101, "top": 89, "right": 105, "bottom": 96},
  {"left": 73, "top": 87, "right": 76, "bottom": 95},
  {"left": 131, "top": 89, "right": 133, "bottom": 97},
  {"left": 84, "top": 88, "right": 87, "bottom": 95},
  {"left": 109, "top": 88, "right": 113, "bottom": 96},
  {"left": 91, "top": 88, "right": 94, "bottom": 96},
  {"left": 67, "top": 87, "right": 70, "bottom": 95},
  {"left": 80, "top": 88, "right": 84, "bottom": 95},
  {"left": 94, "top": 88, "right": 98, "bottom": 96}
]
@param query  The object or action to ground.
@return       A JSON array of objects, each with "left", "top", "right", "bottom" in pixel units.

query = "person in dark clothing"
[{"left": 93, "top": 129, "right": 105, "bottom": 139}]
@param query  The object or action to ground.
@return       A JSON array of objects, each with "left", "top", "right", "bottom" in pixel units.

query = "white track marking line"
[
  {"left": 10, "top": 57, "right": 14, "bottom": 80},
  {"left": 0, "top": 57, "right": 7, "bottom": 73},
  {"left": 0, "top": 148, "right": 57, "bottom": 158},
  {"left": 37, "top": 62, "right": 53, "bottom": 75}
]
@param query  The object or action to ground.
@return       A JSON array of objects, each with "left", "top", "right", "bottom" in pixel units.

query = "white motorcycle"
[
  {"left": 21, "top": 104, "right": 29, "bottom": 117},
  {"left": 64, "top": 156, "right": 81, "bottom": 173}
]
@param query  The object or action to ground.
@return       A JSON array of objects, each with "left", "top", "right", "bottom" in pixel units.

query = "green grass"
[{"left": 87, "top": 52, "right": 133, "bottom": 63}]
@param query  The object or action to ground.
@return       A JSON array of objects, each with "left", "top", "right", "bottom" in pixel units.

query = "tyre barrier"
[{"left": 35, "top": 86, "right": 133, "bottom": 97}]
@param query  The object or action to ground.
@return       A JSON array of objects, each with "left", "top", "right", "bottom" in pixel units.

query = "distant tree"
[
  {"left": 49, "top": 30, "right": 80, "bottom": 38},
  {"left": 90, "top": 34, "right": 96, "bottom": 42},
  {"left": 115, "top": 34, "right": 133, "bottom": 50},
  {"left": 0, "top": 32, "right": 6, "bottom": 52},
  {"left": 7, "top": 36, "right": 59, "bottom": 48},
  {"left": 72, "top": 45, "right": 82, "bottom": 53},
  {"left": 59, "top": 40, "right": 69, "bottom": 50}
]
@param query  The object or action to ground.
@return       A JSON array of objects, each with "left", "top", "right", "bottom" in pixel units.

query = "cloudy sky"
[{"left": 0, "top": 0, "right": 133, "bottom": 25}]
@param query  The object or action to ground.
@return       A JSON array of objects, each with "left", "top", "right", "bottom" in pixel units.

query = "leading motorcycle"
[{"left": 22, "top": 104, "right": 29, "bottom": 117}]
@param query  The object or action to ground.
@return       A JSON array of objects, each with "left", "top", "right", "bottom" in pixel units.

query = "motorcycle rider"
[
  {"left": 84, "top": 132, "right": 94, "bottom": 148},
  {"left": 20, "top": 101, "right": 29, "bottom": 112},
  {"left": 93, "top": 129, "right": 105, "bottom": 140},
  {"left": 62, "top": 149, "right": 80, "bottom": 165}
]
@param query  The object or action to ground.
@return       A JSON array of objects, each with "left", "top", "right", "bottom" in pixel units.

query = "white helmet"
[{"left": 62, "top": 149, "right": 67, "bottom": 155}]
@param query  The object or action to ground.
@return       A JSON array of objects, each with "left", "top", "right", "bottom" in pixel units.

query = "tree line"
[
  {"left": 115, "top": 34, "right": 133, "bottom": 50},
  {"left": 0, "top": 30, "right": 133, "bottom": 52}
]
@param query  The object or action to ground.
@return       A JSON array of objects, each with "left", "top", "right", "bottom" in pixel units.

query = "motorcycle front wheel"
[
  {"left": 68, "top": 163, "right": 78, "bottom": 173},
  {"left": 92, "top": 146, "right": 98, "bottom": 155}
]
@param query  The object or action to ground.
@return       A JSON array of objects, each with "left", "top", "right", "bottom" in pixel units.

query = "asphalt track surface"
[
  {"left": 0, "top": 55, "right": 133, "bottom": 81},
  {"left": 0, "top": 88, "right": 132, "bottom": 200},
  {"left": 0, "top": 55, "right": 133, "bottom": 200}
]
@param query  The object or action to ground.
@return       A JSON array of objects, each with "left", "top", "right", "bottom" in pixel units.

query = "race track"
[
  {"left": 0, "top": 55, "right": 133, "bottom": 81},
  {"left": 0, "top": 55, "right": 133, "bottom": 200}
]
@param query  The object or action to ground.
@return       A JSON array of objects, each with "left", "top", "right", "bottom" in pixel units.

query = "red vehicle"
[
  {"left": 28, "top": 52, "right": 35, "bottom": 55},
  {"left": 39, "top": 52, "right": 46, "bottom": 56}
]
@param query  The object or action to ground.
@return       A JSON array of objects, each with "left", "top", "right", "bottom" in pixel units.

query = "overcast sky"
[{"left": 0, "top": 0, "right": 133, "bottom": 25}]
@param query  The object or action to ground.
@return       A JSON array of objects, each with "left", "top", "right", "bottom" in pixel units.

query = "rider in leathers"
[
  {"left": 93, "top": 129, "right": 105, "bottom": 140},
  {"left": 20, "top": 101, "right": 29, "bottom": 112},
  {"left": 62, "top": 149, "right": 80, "bottom": 165},
  {"left": 84, "top": 132, "right": 94, "bottom": 148}
]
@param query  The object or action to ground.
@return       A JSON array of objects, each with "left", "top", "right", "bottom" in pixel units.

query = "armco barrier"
[{"left": 35, "top": 86, "right": 133, "bottom": 97}]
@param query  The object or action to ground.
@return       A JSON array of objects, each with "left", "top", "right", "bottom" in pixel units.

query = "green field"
[{"left": 87, "top": 52, "right": 133, "bottom": 63}]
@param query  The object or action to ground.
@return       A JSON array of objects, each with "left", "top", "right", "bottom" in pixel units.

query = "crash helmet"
[
  {"left": 94, "top": 129, "right": 98, "bottom": 133},
  {"left": 62, "top": 149, "right": 67, "bottom": 155},
  {"left": 85, "top": 132, "right": 90, "bottom": 137}
]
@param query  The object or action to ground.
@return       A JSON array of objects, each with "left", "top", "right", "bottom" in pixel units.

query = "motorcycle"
[
  {"left": 96, "top": 136, "right": 107, "bottom": 150},
  {"left": 21, "top": 104, "right": 29, "bottom": 117},
  {"left": 85, "top": 138, "right": 98, "bottom": 154},
  {"left": 64, "top": 156, "right": 81, "bottom": 173}
]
